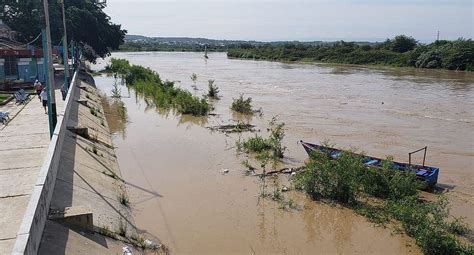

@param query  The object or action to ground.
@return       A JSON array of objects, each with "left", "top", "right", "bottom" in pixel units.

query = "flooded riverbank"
[{"left": 93, "top": 52, "right": 473, "bottom": 254}]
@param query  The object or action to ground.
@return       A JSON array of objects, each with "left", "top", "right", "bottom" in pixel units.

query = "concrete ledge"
[
  {"left": 12, "top": 67, "right": 80, "bottom": 255},
  {"left": 49, "top": 206, "right": 94, "bottom": 232}
]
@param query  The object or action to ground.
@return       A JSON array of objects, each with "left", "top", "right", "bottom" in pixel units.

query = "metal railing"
[{"left": 408, "top": 146, "right": 428, "bottom": 167}]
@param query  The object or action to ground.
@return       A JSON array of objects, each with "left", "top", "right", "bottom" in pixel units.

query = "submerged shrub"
[
  {"left": 386, "top": 196, "right": 473, "bottom": 255},
  {"left": 110, "top": 59, "right": 209, "bottom": 116},
  {"left": 237, "top": 117, "right": 286, "bottom": 170},
  {"left": 174, "top": 89, "right": 210, "bottom": 115},
  {"left": 237, "top": 118, "right": 286, "bottom": 158},
  {"left": 239, "top": 134, "right": 272, "bottom": 154},
  {"left": 291, "top": 143, "right": 474, "bottom": 255},
  {"left": 293, "top": 150, "right": 363, "bottom": 204},
  {"left": 361, "top": 159, "right": 420, "bottom": 201},
  {"left": 207, "top": 80, "right": 219, "bottom": 98},
  {"left": 231, "top": 95, "right": 253, "bottom": 114}
]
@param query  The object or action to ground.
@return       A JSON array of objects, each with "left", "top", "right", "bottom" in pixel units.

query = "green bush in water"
[
  {"left": 207, "top": 80, "right": 219, "bottom": 98},
  {"left": 291, "top": 145, "right": 474, "bottom": 255},
  {"left": 237, "top": 118, "right": 286, "bottom": 159},
  {"left": 386, "top": 196, "right": 473, "bottom": 255},
  {"left": 292, "top": 150, "right": 364, "bottom": 204},
  {"left": 109, "top": 59, "right": 209, "bottom": 116},
  {"left": 361, "top": 158, "right": 420, "bottom": 200},
  {"left": 231, "top": 95, "right": 253, "bottom": 114}
]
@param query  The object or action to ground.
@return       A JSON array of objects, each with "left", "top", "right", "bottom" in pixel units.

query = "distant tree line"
[
  {"left": 227, "top": 35, "right": 474, "bottom": 71},
  {"left": 119, "top": 41, "right": 243, "bottom": 53},
  {"left": 1, "top": 0, "right": 126, "bottom": 62}
]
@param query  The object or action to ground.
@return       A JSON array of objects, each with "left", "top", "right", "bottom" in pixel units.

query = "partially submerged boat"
[{"left": 300, "top": 141, "right": 439, "bottom": 188}]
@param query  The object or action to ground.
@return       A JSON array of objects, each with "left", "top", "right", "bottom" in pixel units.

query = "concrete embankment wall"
[
  {"left": 12, "top": 69, "right": 80, "bottom": 254},
  {"left": 13, "top": 69, "right": 144, "bottom": 254}
]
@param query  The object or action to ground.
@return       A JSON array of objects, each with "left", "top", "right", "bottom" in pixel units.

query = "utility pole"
[
  {"left": 60, "top": 0, "right": 70, "bottom": 91},
  {"left": 437, "top": 31, "right": 440, "bottom": 41},
  {"left": 42, "top": 30, "right": 54, "bottom": 138},
  {"left": 43, "top": 0, "right": 57, "bottom": 129}
]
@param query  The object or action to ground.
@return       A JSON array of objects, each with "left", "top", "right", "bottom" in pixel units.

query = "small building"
[{"left": 0, "top": 20, "right": 45, "bottom": 85}]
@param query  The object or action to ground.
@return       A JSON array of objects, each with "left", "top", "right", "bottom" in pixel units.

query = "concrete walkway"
[{"left": 0, "top": 91, "right": 64, "bottom": 254}]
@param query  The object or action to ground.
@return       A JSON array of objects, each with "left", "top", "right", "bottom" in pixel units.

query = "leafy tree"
[
  {"left": 1, "top": 0, "right": 126, "bottom": 62},
  {"left": 391, "top": 35, "right": 417, "bottom": 53}
]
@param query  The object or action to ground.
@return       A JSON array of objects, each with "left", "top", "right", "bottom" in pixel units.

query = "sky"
[{"left": 105, "top": 0, "right": 473, "bottom": 42}]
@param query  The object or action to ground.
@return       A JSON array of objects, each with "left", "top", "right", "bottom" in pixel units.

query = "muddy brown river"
[{"left": 93, "top": 52, "right": 473, "bottom": 254}]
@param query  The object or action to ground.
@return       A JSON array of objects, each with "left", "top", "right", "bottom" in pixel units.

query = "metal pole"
[
  {"left": 69, "top": 40, "right": 74, "bottom": 67},
  {"left": 60, "top": 0, "right": 70, "bottom": 91},
  {"left": 423, "top": 146, "right": 427, "bottom": 167},
  {"left": 42, "top": 29, "right": 54, "bottom": 138},
  {"left": 43, "top": 0, "right": 57, "bottom": 128}
]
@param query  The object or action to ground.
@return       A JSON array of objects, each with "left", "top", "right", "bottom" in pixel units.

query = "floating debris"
[
  {"left": 256, "top": 166, "right": 305, "bottom": 176},
  {"left": 208, "top": 122, "right": 256, "bottom": 133}
]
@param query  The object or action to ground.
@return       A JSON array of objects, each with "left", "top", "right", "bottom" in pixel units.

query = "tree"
[
  {"left": 391, "top": 35, "right": 417, "bottom": 53},
  {"left": 1, "top": 0, "right": 126, "bottom": 62}
]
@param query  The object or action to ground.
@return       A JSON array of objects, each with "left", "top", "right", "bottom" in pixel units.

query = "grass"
[
  {"left": 131, "top": 234, "right": 147, "bottom": 249},
  {"left": 116, "top": 218, "right": 127, "bottom": 237},
  {"left": 102, "top": 170, "right": 118, "bottom": 179},
  {"left": 207, "top": 80, "right": 219, "bottom": 99},
  {"left": 118, "top": 191, "right": 130, "bottom": 207},
  {"left": 231, "top": 95, "right": 253, "bottom": 114},
  {"left": 91, "top": 144, "right": 98, "bottom": 155},
  {"left": 237, "top": 117, "right": 286, "bottom": 162},
  {"left": 291, "top": 145, "right": 474, "bottom": 255},
  {"left": 110, "top": 58, "right": 210, "bottom": 116},
  {"left": 0, "top": 95, "right": 9, "bottom": 103},
  {"left": 90, "top": 108, "right": 97, "bottom": 116},
  {"left": 98, "top": 225, "right": 116, "bottom": 239}
]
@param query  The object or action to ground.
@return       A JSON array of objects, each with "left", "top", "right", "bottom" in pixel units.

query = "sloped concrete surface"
[{"left": 38, "top": 76, "right": 161, "bottom": 254}]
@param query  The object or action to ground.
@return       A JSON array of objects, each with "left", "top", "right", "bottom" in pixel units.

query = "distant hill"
[{"left": 125, "top": 35, "right": 261, "bottom": 46}]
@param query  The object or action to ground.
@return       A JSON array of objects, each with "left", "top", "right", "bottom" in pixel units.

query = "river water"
[{"left": 93, "top": 52, "right": 473, "bottom": 254}]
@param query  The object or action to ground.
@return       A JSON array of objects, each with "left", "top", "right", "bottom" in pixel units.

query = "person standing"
[
  {"left": 60, "top": 83, "right": 67, "bottom": 101},
  {"left": 34, "top": 80, "right": 43, "bottom": 101},
  {"left": 40, "top": 89, "right": 48, "bottom": 114}
]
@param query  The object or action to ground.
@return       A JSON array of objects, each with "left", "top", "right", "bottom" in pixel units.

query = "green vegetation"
[
  {"left": 292, "top": 146, "right": 473, "bottom": 255},
  {"left": 237, "top": 117, "right": 286, "bottom": 169},
  {"left": 131, "top": 234, "right": 147, "bottom": 249},
  {"left": 231, "top": 95, "right": 253, "bottom": 114},
  {"left": 190, "top": 73, "right": 198, "bottom": 87},
  {"left": 118, "top": 191, "right": 130, "bottom": 207},
  {"left": 89, "top": 108, "right": 96, "bottom": 116},
  {"left": 116, "top": 218, "right": 127, "bottom": 237},
  {"left": 98, "top": 225, "right": 116, "bottom": 239},
  {"left": 109, "top": 58, "right": 210, "bottom": 116},
  {"left": 2, "top": 0, "right": 126, "bottom": 62},
  {"left": 207, "top": 80, "right": 219, "bottom": 99},
  {"left": 91, "top": 144, "right": 98, "bottom": 155},
  {"left": 0, "top": 95, "right": 9, "bottom": 104},
  {"left": 228, "top": 36, "right": 474, "bottom": 71}
]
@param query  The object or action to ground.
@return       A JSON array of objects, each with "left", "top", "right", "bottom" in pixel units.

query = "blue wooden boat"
[{"left": 300, "top": 141, "right": 439, "bottom": 188}]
